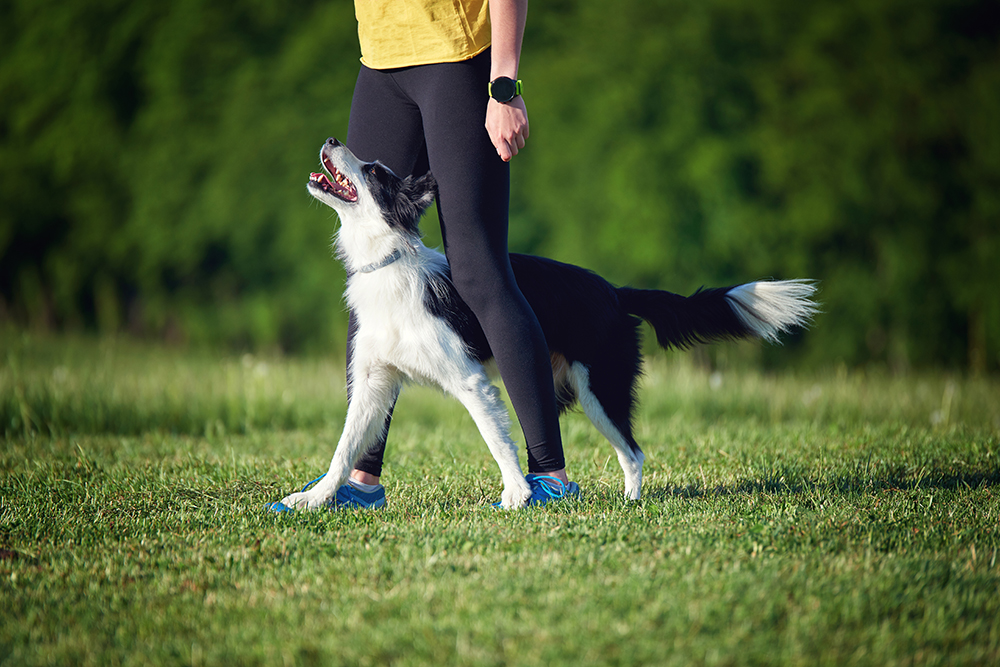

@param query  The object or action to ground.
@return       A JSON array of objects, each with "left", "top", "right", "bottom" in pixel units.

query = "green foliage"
[
  {"left": 2, "top": 336, "right": 1000, "bottom": 665},
  {"left": 518, "top": 0, "right": 1000, "bottom": 371},
  {"left": 1, "top": 0, "right": 359, "bottom": 352},
  {"left": 1, "top": 0, "right": 998, "bottom": 369}
]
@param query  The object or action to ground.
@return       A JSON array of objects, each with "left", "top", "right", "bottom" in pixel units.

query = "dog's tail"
[{"left": 618, "top": 279, "right": 819, "bottom": 350}]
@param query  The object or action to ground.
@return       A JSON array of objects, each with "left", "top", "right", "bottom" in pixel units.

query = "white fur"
[
  {"left": 567, "top": 362, "right": 645, "bottom": 500},
  {"left": 725, "top": 280, "right": 819, "bottom": 345},
  {"left": 283, "top": 143, "right": 532, "bottom": 509},
  {"left": 279, "top": 246, "right": 532, "bottom": 510},
  {"left": 283, "top": 140, "right": 816, "bottom": 510}
]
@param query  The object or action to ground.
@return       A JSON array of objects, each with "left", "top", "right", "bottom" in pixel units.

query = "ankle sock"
[{"left": 347, "top": 479, "right": 382, "bottom": 494}]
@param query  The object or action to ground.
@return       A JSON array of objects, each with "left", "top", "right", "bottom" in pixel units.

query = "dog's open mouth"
[{"left": 310, "top": 156, "right": 358, "bottom": 202}]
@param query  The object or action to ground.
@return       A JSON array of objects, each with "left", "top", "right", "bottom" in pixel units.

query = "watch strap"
[{"left": 488, "top": 77, "right": 523, "bottom": 102}]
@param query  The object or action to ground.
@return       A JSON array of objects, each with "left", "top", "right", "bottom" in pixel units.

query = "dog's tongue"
[
  {"left": 309, "top": 170, "right": 359, "bottom": 202},
  {"left": 310, "top": 172, "right": 334, "bottom": 190}
]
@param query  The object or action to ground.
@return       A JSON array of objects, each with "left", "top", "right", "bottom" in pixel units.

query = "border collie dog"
[{"left": 277, "top": 138, "right": 817, "bottom": 510}]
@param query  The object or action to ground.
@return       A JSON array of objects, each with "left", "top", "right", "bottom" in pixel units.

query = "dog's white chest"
[{"left": 347, "top": 268, "right": 465, "bottom": 383}]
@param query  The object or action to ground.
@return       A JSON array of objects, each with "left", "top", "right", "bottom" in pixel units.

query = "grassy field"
[{"left": 2, "top": 332, "right": 999, "bottom": 666}]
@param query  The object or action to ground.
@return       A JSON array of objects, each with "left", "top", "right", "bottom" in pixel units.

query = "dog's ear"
[{"left": 402, "top": 172, "right": 438, "bottom": 214}]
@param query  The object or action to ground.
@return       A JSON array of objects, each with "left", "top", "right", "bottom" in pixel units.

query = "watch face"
[{"left": 491, "top": 77, "right": 516, "bottom": 102}]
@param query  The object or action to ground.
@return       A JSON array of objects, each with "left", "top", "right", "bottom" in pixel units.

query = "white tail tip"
[{"left": 725, "top": 279, "right": 820, "bottom": 344}]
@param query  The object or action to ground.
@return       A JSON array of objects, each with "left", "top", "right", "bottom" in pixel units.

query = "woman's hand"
[{"left": 486, "top": 96, "right": 529, "bottom": 162}]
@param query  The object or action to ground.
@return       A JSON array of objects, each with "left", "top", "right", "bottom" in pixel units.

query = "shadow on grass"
[{"left": 646, "top": 465, "right": 1000, "bottom": 502}]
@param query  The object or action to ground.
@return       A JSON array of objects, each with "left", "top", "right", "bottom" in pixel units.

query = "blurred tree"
[
  {"left": 1, "top": 0, "right": 359, "bottom": 352},
  {"left": 516, "top": 0, "right": 1000, "bottom": 371},
  {"left": 1, "top": 0, "right": 997, "bottom": 370},
  {"left": 0, "top": 0, "right": 154, "bottom": 331}
]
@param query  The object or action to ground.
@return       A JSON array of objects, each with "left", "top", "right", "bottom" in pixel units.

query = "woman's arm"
[{"left": 485, "top": 0, "right": 529, "bottom": 162}]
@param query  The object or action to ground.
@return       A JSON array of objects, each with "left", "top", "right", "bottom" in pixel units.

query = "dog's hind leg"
[
  {"left": 442, "top": 369, "right": 532, "bottom": 509},
  {"left": 567, "top": 362, "right": 645, "bottom": 500},
  {"left": 278, "top": 363, "right": 401, "bottom": 511}
]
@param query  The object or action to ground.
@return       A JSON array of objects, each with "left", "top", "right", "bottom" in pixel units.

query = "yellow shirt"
[{"left": 356, "top": 0, "right": 492, "bottom": 70}]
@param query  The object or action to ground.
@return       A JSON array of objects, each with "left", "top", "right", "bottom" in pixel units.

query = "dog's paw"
[
  {"left": 277, "top": 490, "right": 329, "bottom": 512},
  {"left": 499, "top": 482, "right": 532, "bottom": 509},
  {"left": 622, "top": 452, "right": 644, "bottom": 502},
  {"left": 623, "top": 478, "right": 642, "bottom": 501}
]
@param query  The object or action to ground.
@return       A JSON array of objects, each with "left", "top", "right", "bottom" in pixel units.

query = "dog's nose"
[{"left": 327, "top": 137, "right": 342, "bottom": 147}]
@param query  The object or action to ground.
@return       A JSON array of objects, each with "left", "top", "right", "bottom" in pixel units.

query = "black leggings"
[{"left": 345, "top": 50, "right": 565, "bottom": 476}]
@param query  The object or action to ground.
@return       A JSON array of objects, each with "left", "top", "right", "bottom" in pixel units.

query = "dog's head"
[{"left": 308, "top": 138, "right": 437, "bottom": 238}]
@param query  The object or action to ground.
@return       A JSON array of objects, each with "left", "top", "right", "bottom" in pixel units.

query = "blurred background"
[{"left": 1, "top": 0, "right": 998, "bottom": 372}]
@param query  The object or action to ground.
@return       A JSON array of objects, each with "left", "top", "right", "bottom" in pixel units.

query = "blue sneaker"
[
  {"left": 332, "top": 480, "right": 387, "bottom": 509},
  {"left": 526, "top": 474, "right": 580, "bottom": 505},
  {"left": 493, "top": 474, "right": 580, "bottom": 508},
  {"left": 264, "top": 474, "right": 386, "bottom": 513}
]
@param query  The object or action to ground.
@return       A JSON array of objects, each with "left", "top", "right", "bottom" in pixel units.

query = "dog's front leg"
[
  {"left": 278, "top": 364, "right": 400, "bottom": 511},
  {"left": 445, "top": 371, "right": 532, "bottom": 509}
]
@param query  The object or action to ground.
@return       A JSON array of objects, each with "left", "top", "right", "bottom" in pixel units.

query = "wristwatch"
[{"left": 488, "top": 76, "right": 523, "bottom": 103}]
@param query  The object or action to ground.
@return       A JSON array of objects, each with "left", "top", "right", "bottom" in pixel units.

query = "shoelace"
[
  {"left": 300, "top": 473, "right": 326, "bottom": 493},
  {"left": 529, "top": 474, "right": 569, "bottom": 500}
]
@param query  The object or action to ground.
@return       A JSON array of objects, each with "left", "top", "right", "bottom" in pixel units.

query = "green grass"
[{"left": 2, "top": 332, "right": 999, "bottom": 666}]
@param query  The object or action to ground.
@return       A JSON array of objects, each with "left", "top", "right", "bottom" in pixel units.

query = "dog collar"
[{"left": 357, "top": 249, "right": 403, "bottom": 274}]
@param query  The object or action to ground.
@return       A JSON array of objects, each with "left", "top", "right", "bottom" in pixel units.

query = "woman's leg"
[
  {"left": 394, "top": 53, "right": 566, "bottom": 474},
  {"left": 343, "top": 66, "right": 428, "bottom": 480}
]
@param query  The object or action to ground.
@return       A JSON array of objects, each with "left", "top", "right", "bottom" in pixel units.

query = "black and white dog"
[{"left": 277, "top": 138, "right": 817, "bottom": 510}]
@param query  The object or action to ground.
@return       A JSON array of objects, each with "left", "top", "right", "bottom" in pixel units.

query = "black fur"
[
  {"left": 364, "top": 162, "right": 435, "bottom": 235},
  {"left": 390, "top": 168, "right": 784, "bottom": 456},
  {"left": 306, "top": 140, "right": 816, "bottom": 504},
  {"left": 422, "top": 253, "right": 758, "bottom": 455}
]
